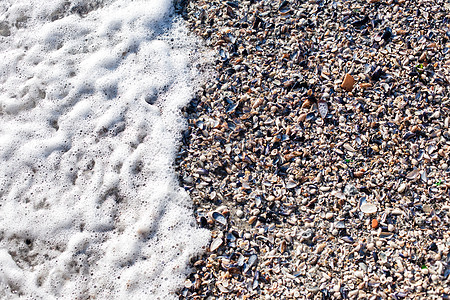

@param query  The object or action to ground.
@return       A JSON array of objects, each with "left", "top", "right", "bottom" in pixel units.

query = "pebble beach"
[{"left": 175, "top": 0, "right": 450, "bottom": 299}]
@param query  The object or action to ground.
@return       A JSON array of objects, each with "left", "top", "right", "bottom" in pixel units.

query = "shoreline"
[{"left": 176, "top": 0, "right": 450, "bottom": 299}]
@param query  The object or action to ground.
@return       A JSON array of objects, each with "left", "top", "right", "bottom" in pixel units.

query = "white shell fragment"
[
  {"left": 420, "top": 170, "right": 428, "bottom": 183},
  {"left": 210, "top": 237, "right": 223, "bottom": 252},
  {"left": 343, "top": 143, "right": 356, "bottom": 152},
  {"left": 406, "top": 169, "right": 420, "bottom": 180},
  {"left": 318, "top": 100, "right": 328, "bottom": 118},
  {"left": 360, "top": 203, "right": 378, "bottom": 214},
  {"left": 286, "top": 179, "right": 298, "bottom": 189}
]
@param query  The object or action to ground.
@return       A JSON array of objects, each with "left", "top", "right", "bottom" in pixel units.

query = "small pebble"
[
  {"left": 341, "top": 74, "right": 355, "bottom": 92},
  {"left": 371, "top": 219, "right": 379, "bottom": 229}
]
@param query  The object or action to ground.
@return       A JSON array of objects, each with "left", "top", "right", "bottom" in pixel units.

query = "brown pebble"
[
  {"left": 372, "top": 219, "right": 379, "bottom": 229},
  {"left": 248, "top": 216, "right": 257, "bottom": 225},
  {"left": 396, "top": 29, "right": 407, "bottom": 35},
  {"left": 360, "top": 83, "right": 372, "bottom": 89},
  {"left": 341, "top": 74, "right": 355, "bottom": 92}
]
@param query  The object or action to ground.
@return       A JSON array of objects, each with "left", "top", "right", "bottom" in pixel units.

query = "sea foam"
[{"left": 0, "top": 0, "right": 209, "bottom": 298}]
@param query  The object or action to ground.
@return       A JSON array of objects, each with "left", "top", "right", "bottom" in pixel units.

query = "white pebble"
[{"left": 325, "top": 212, "right": 334, "bottom": 219}]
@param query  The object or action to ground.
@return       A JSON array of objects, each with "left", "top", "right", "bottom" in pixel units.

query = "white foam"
[{"left": 0, "top": 0, "right": 209, "bottom": 298}]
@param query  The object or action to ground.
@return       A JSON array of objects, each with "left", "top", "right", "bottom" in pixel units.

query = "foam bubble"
[{"left": 0, "top": 0, "right": 209, "bottom": 298}]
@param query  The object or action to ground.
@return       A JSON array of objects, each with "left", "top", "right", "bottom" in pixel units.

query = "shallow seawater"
[{"left": 0, "top": 0, "right": 209, "bottom": 298}]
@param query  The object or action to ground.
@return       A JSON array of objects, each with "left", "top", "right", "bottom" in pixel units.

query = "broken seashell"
[
  {"left": 406, "top": 169, "right": 420, "bottom": 180},
  {"left": 286, "top": 179, "right": 298, "bottom": 189},
  {"left": 343, "top": 143, "right": 356, "bottom": 152},
  {"left": 318, "top": 100, "right": 328, "bottom": 119},
  {"left": 212, "top": 211, "right": 227, "bottom": 225},
  {"left": 210, "top": 237, "right": 223, "bottom": 252}
]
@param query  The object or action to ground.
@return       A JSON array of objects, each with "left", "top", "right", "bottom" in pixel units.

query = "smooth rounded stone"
[
  {"left": 360, "top": 203, "right": 378, "bottom": 214},
  {"left": 372, "top": 219, "right": 379, "bottom": 229},
  {"left": 388, "top": 224, "right": 395, "bottom": 232},
  {"left": 236, "top": 209, "right": 244, "bottom": 218},
  {"left": 367, "top": 243, "right": 375, "bottom": 251},
  {"left": 325, "top": 212, "right": 334, "bottom": 220},
  {"left": 376, "top": 240, "right": 384, "bottom": 248}
]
